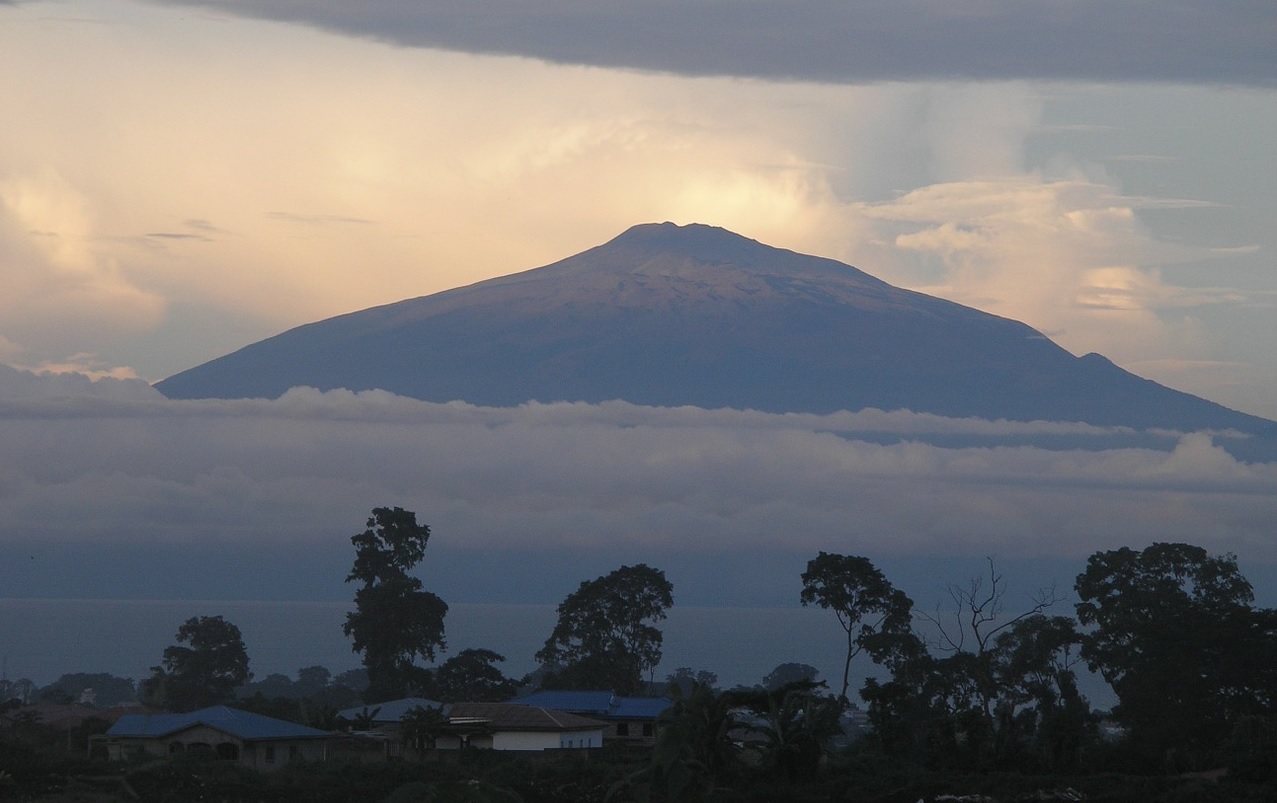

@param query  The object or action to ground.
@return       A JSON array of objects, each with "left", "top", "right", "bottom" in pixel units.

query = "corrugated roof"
[
  {"left": 447, "top": 702, "right": 603, "bottom": 732},
  {"left": 106, "top": 706, "right": 331, "bottom": 741},
  {"left": 512, "top": 690, "right": 615, "bottom": 715},
  {"left": 610, "top": 697, "right": 671, "bottom": 719},
  {"left": 337, "top": 697, "right": 442, "bottom": 723},
  {"left": 512, "top": 691, "right": 669, "bottom": 721}
]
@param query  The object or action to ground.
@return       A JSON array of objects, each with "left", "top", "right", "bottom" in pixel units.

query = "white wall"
[{"left": 491, "top": 730, "right": 562, "bottom": 751}]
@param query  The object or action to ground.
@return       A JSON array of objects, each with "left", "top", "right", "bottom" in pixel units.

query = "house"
[
  {"left": 336, "top": 697, "right": 444, "bottom": 760},
  {"left": 336, "top": 697, "right": 443, "bottom": 728},
  {"left": 429, "top": 702, "right": 604, "bottom": 752},
  {"left": 512, "top": 691, "right": 669, "bottom": 746},
  {"left": 100, "top": 705, "right": 340, "bottom": 771}
]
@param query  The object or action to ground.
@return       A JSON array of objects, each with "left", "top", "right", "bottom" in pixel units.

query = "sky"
[{"left": 1, "top": 0, "right": 1276, "bottom": 623}]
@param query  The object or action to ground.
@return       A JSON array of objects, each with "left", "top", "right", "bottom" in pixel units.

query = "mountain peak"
[
  {"left": 606, "top": 221, "right": 764, "bottom": 254},
  {"left": 155, "top": 223, "right": 1273, "bottom": 442}
]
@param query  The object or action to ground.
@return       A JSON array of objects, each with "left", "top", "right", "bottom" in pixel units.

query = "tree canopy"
[
  {"left": 536, "top": 563, "right": 674, "bottom": 695},
  {"left": 431, "top": 648, "right": 519, "bottom": 702},
  {"left": 800, "top": 552, "right": 913, "bottom": 701},
  {"left": 343, "top": 507, "right": 448, "bottom": 703},
  {"left": 142, "top": 615, "right": 252, "bottom": 712},
  {"left": 1075, "top": 542, "right": 1277, "bottom": 768}
]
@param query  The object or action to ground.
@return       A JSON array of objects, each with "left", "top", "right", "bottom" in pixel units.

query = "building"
[
  {"left": 336, "top": 697, "right": 443, "bottom": 728},
  {"left": 336, "top": 697, "right": 444, "bottom": 760},
  {"left": 512, "top": 691, "right": 669, "bottom": 746},
  {"left": 430, "top": 702, "right": 604, "bottom": 751},
  {"left": 100, "top": 705, "right": 339, "bottom": 771}
]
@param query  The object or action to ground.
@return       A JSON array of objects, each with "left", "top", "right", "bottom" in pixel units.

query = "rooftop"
[
  {"left": 513, "top": 690, "right": 670, "bottom": 720},
  {"left": 106, "top": 706, "right": 332, "bottom": 741}
]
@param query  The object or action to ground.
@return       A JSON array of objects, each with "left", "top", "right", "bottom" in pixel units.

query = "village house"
[
  {"left": 99, "top": 705, "right": 341, "bottom": 771},
  {"left": 512, "top": 690, "right": 669, "bottom": 747},
  {"left": 429, "top": 702, "right": 604, "bottom": 752},
  {"left": 335, "top": 697, "right": 444, "bottom": 759}
]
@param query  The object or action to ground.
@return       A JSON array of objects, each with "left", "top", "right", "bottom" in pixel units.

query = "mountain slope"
[{"left": 156, "top": 222, "right": 1274, "bottom": 436}]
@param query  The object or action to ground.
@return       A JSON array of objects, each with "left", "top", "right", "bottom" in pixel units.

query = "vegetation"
[
  {"left": 1076, "top": 542, "right": 1277, "bottom": 771},
  {"left": 431, "top": 648, "right": 520, "bottom": 703},
  {"left": 344, "top": 506, "right": 449, "bottom": 703},
  {"left": 4, "top": 536, "right": 1276, "bottom": 802},
  {"left": 536, "top": 563, "right": 675, "bottom": 695},
  {"left": 141, "top": 615, "right": 253, "bottom": 711},
  {"left": 800, "top": 552, "right": 913, "bottom": 701}
]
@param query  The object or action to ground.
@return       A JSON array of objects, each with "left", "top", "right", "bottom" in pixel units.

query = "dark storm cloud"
[{"left": 151, "top": 0, "right": 1277, "bottom": 86}]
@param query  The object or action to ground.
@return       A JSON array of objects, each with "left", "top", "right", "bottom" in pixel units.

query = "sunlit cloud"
[
  {"left": 855, "top": 177, "right": 1243, "bottom": 369},
  {"left": 0, "top": 170, "right": 167, "bottom": 364}
]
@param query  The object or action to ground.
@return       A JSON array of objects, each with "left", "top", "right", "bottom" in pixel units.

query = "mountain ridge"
[{"left": 156, "top": 222, "right": 1274, "bottom": 442}]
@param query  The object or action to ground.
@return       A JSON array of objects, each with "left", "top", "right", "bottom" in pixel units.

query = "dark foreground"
[{"left": 4, "top": 741, "right": 1275, "bottom": 803}]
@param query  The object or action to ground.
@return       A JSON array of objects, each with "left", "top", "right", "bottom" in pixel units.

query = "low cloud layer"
[
  {"left": 151, "top": 0, "right": 1277, "bottom": 87},
  {"left": 3, "top": 369, "right": 1273, "bottom": 605}
]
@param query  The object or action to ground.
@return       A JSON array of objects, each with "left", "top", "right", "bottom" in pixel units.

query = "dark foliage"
[
  {"left": 1076, "top": 542, "right": 1277, "bottom": 770},
  {"left": 343, "top": 506, "right": 448, "bottom": 703},
  {"left": 141, "top": 615, "right": 252, "bottom": 712},
  {"left": 537, "top": 564, "right": 674, "bottom": 696},
  {"left": 432, "top": 648, "right": 520, "bottom": 702}
]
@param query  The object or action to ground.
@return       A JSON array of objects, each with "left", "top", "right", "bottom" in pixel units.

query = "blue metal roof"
[
  {"left": 513, "top": 691, "right": 670, "bottom": 721},
  {"left": 106, "top": 706, "right": 331, "bottom": 741},
  {"left": 610, "top": 697, "right": 671, "bottom": 719},
  {"left": 337, "top": 697, "right": 443, "bottom": 723},
  {"left": 513, "top": 691, "right": 615, "bottom": 715}
]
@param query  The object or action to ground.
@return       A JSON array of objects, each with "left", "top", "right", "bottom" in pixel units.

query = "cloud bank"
[
  {"left": 2, "top": 369, "right": 1273, "bottom": 605},
  {"left": 150, "top": 0, "right": 1277, "bottom": 87}
]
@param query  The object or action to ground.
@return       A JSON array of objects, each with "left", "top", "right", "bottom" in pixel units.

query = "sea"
[
  {"left": 0, "top": 599, "right": 860, "bottom": 692},
  {"left": 1, "top": 598, "right": 1120, "bottom": 708}
]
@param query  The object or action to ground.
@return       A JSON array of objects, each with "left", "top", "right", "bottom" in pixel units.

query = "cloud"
[
  {"left": 0, "top": 170, "right": 167, "bottom": 365},
  {"left": 856, "top": 176, "right": 1247, "bottom": 370},
  {"left": 147, "top": 0, "right": 1277, "bottom": 88},
  {"left": 1, "top": 373, "right": 1272, "bottom": 590},
  {"left": 264, "top": 212, "right": 376, "bottom": 226}
]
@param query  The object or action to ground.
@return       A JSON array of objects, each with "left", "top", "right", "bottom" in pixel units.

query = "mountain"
[{"left": 157, "top": 222, "right": 1274, "bottom": 438}]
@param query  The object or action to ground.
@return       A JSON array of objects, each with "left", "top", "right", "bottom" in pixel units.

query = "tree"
[
  {"left": 38, "top": 673, "right": 137, "bottom": 707},
  {"left": 1075, "top": 542, "right": 1277, "bottom": 768},
  {"left": 920, "top": 557, "right": 1061, "bottom": 658},
  {"left": 991, "top": 615, "right": 1094, "bottom": 771},
  {"left": 537, "top": 563, "right": 674, "bottom": 695},
  {"left": 294, "top": 665, "right": 333, "bottom": 698},
  {"left": 737, "top": 681, "right": 843, "bottom": 782},
  {"left": 343, "top": 507, "right": 448, "bottom": 703},
  {"left": 762, "top": 662, "right": 820, "bottom": 692},
  {"left": 858, "top": 560, "right": 1089, "bottom": 770},
  {"left": 432, "top": 648, "right": 519, "bottom": 702},
  {"left": 142, "top": 615, "right": 252, "bottom": 712},
  {"left": 912, "top": 558, "right": 1064, "bottom": 736},
  {"left": 611, "top": 681, "right": 738, "bottom": 802},
  {"left": 665, "top": 667, "right": 720, "bottom": 698},
  {"left": 800, "top": 552, "right": 913, "bottom": 702}
]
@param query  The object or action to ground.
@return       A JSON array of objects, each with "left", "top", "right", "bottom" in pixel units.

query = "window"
[
  {"left": 264, "top": 745, "right": 276, "bottom": 763},
  {"left": 289, "top": 745, "right": 299, "bottom": 760},
  {"left": 615, "top": 723, "right": 630, "bottom": 737},
  {"left": 642, "top": 723, "right": 653, "bottom": 737}
]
